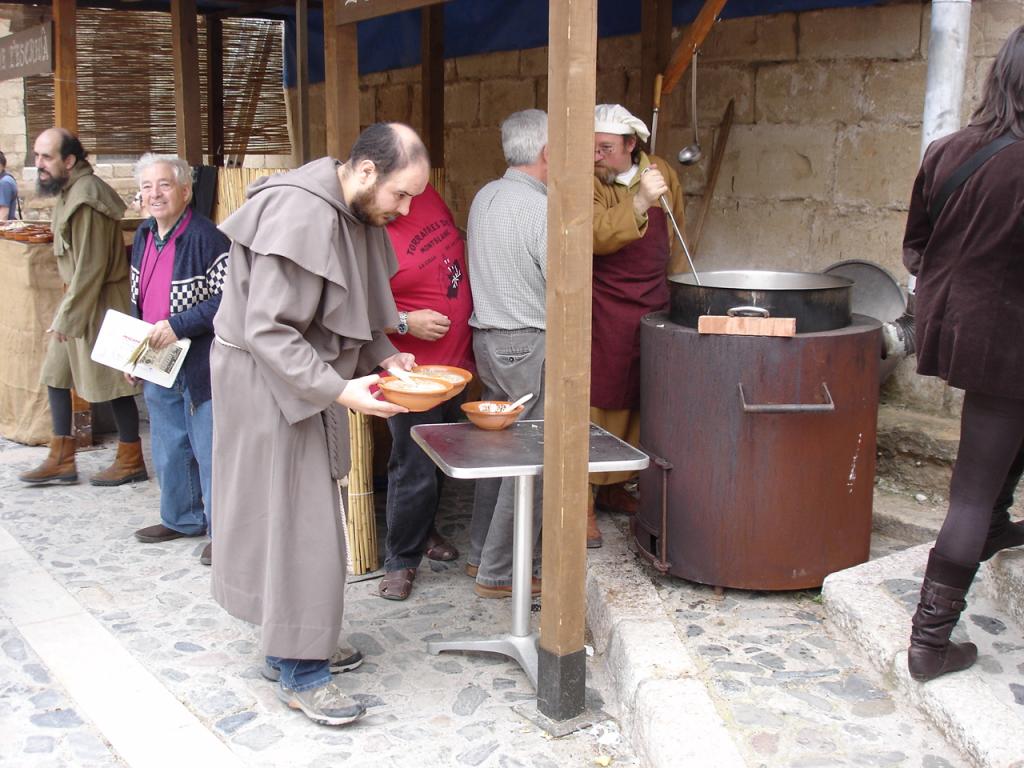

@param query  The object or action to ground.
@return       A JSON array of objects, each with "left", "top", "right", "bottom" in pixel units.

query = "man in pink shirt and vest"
[{"left": 128, "top": 155, "right": 229, "bottom": 566}]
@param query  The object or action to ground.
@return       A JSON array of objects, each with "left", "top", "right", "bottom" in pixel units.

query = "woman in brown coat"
[{"left": 902, "top": 26, "right": 1024, "bottom": 683}]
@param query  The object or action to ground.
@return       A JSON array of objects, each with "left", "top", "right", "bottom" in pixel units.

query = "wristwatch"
[{"left": 396, "top": 311, "right": 409, "bottom": 335}]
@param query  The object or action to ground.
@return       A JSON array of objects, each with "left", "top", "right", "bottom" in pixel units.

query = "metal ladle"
[{"left": 677, "top": 52, "right": 703, "bottom": 166}]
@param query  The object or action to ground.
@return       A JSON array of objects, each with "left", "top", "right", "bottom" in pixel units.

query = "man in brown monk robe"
[
  {"left": 211, "top": 123, "right": 428, "bottom": 726},
  {"left": 589, "top": 104, "right": 686, "bottom": 547}
]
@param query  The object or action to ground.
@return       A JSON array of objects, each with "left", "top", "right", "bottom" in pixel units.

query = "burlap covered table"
[{"left": 0, "top": 239, "right": 63, "bottom": 445}]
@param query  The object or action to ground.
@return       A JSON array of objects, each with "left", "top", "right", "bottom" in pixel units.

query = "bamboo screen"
[{"left": 24, "top": 9, "right": 291, "bottom": 157}]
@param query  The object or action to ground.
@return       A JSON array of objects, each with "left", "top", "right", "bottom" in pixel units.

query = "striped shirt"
[{"left": 467, "top": 168, "right": 547, "bottom": 331}]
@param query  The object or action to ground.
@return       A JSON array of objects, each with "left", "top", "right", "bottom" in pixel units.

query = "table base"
[{"left": 427, "top": 631, "right": 539, "bottom": 688}]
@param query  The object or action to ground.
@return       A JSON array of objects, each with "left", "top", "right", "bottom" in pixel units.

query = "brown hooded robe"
[{"left": 210, "top": 158, "right": 399, "bottom": 660}]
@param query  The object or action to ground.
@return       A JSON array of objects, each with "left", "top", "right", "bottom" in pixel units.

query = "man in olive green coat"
[{"left": 19, "top": 129, "right": 148, "bottom": 488}]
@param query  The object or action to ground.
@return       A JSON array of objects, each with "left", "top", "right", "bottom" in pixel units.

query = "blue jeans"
[
  {"left": 384, "top": 392, "right": 465, "bottom": 572},
  {"left": 265, "top": 656, "right": 330, "bottom": 691},
  {"left": 143, "top": 380, "right": 212, "bottom": 536}
]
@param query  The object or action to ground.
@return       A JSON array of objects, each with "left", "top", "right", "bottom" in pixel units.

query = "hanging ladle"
[{"left": 677, "top": 52, "right": 703, "bottom": 166}]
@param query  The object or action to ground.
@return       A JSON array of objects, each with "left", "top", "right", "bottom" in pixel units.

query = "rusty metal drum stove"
[{"left": 633, "top": 311, "right": 880, "bottom": 590}]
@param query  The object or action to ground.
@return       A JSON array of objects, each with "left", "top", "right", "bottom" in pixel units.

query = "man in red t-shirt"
[{"left": 378, "top": 184, "right": 474, "bottom": 601}]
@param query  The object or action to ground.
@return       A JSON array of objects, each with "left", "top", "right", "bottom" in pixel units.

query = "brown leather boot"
[
  {"left": 587, "top": 490, "right": 603, "bottom": 549},
  {"left": 90, "top": 440, "right": 149, "bottom": 486},
  {"left": 596, "top": 482, "right": 639, "bottom": 516},
  {"left": 907, "top": 549, "right": 978, "bottom": 682},
  {"left": 18, "top": 435, "right": 78, "bottom": 485}
]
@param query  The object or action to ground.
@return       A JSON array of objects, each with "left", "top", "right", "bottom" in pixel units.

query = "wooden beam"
[
  {"left": 538, "top": 0, "right": 597, "bottom": 723},
  {"left": 420, "top": 3, "right": 444, "bottom": 167},
  {"left": 691, "top": 98, "right": 734, "bottom": 257},
  {"left": 331, "top": 0, "right": 448, "bottom": 25},
  {"left": 206, "top": 17, "right": 225, "bottom": 166},
  {"left": 171, "top": 0, "right": 203, "bottom": 165},
  {"left": 295, "top": 0, "right": 311, "bottom": 164},
  {"left": 52, "top": 0, "right": 77, "bottom": 131},
  {"left": 228, "top": 23, "right": 275, "bottom": 165},
  {"left": 640, "top": 0, "right": 673, "bottom": 132},
  {"left": 662, "top": 0, "right": 728, "bottom": 94},
  {"left": 323, "top": 0, "right": 359, "bottom": 160}
]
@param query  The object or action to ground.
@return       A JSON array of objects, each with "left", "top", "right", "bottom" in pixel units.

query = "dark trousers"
[
  {"left": 935, "top": 391, "right": 1024, "bottom": 565},
  {"left": 383, "top": 393, "right": 465, "bottom": 572}
]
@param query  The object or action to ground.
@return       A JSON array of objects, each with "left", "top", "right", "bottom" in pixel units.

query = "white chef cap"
[{"left": 594, "top": 104, "right": 650, "bottom": 142}]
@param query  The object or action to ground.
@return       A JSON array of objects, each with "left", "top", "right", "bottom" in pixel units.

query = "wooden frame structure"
[
  {"left": 319, "top": 0, "right": 724, "bottom": 725},
  {"left": 38, "top": 0, "right": 730, "bottom": 722}
]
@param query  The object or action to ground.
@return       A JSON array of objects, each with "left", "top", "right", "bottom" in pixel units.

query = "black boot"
[
  {"left": 979, "top": 444, "right": 1024, "bottom": 561},
  {"left": 979, "top": 509, "right": 1024, "bottom": 561},
  {"left": 907, "top": 549, "right": 978, "bottom": 682}
]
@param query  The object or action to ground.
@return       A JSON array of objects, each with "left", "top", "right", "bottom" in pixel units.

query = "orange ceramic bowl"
[
  {"left": 411, "top": 365, "right": 473, "bottom": 396},
  {"left": 461, "top": 401, "right": 525, "bottom": 431},
  {"left": 378, "top": 375, "right": 453, "bottom": 412}
]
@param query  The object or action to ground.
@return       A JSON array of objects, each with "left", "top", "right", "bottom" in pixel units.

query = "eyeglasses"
[{"left": 595, "top": 143, "right": 623, "bottom": 157}]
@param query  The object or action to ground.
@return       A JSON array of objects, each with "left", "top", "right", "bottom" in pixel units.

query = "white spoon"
[
  {"left": 503, "top": 392, "right": 534, "bottom": 412},
  {"left": 387, "top": 367, "right": 415, "bottom": 384}
]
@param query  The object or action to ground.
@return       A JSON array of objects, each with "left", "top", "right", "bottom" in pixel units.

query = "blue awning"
[{"left": 283, "top": 0, "right": 888, "bottom": 87}]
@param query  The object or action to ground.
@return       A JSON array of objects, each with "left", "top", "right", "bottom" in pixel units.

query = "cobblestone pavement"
[
  {"left": 0, "top": 430, "right": 999, "bottom": 768},
  {"left": 0, "top": 435, "right": 638, "bottom": 768},
  {"left": 599, "top": 512, "right": 970, "bottom": 768}
]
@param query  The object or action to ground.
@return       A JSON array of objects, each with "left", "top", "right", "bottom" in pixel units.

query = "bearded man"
[
  {"left": 211, "top": 122, "right": 428, "bottom": 726},
  {"left": 19, "top": 128, "right": 147, "bottom": 488},
  {"left": 588, "top": 104, "right": 686, "bottom": 548}
]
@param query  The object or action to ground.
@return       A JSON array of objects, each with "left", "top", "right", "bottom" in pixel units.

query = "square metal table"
[{"left": 410, "top": 420, "right": 649, "bottom": 687}]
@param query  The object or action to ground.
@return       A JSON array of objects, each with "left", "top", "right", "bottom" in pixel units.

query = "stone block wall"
[
  {"left": 4, "top": 1, "right": 1019, "bottom": 412},
  {"left": 347, "top": 0, "right": 1021, "bottom": 414}
]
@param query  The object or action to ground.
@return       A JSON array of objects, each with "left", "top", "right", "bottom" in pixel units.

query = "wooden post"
[
  {"left": 662, "top": 0, "right": 729, "bottom": 94},
  {"left": 641, "top": 0, "right": 673, "bottom": 130},
  {"left": 323, "top": 0, "right": 360, "bottom": 159},
  {"left": 171, "top": 0, "right": 203, "bottom": 165},
  {"left": 539, "top": 0, "right": 597, "bottom": 722},
  {"left": 52, "top": 0, "right": 77, "bottom": 131},
  {"left": 206, "top": 17, "right": 225, "bottom": 166},
  {"left": 420, "top": 3, "right": 444, "bottom": 167},
  {"left": 294, "top": 0, "right": 311, "bottom": 164}
]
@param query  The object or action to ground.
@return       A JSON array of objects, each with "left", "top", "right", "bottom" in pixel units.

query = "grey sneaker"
[
  {"left": 276, "top": 680, "right": 365, "bottom": 726},
  {"left": 262, "top": 646, "right": 364, "bottom": 682}
]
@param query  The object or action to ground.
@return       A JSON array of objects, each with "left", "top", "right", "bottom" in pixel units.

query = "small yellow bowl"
[
  {"left": 461, "top": 401, "right": 525, "bottom": 431},
  {"left": 412, "top": 365, "right": 473, "bottom": 397},
  {"left": 378, "top": 375, "right": 453, "bottom": 412}
]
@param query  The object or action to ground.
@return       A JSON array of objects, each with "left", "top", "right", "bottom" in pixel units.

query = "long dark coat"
[
  {"left": 210, "top": 158, "right": 399, "bottom": 660},
  {"left": 903, "top": 125, "right": 1024, "bottom": 399}
]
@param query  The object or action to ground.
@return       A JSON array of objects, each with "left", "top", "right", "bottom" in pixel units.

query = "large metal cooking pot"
[{"left": 669, "top": 269, "right": 853, "bottom": 333}]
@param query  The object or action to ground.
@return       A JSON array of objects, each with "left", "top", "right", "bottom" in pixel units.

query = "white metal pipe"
[{"left": 920, "top": 0, "right": 973, "bottom": 158}]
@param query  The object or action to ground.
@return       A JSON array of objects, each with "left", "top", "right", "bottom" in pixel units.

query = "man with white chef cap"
[{"left": 588, "top": 103, "right": 687, "bottom": 547}]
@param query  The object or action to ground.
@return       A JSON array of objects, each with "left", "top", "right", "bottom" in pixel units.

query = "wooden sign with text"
[
  {"left": 332, "top": 0, "right": 449, "bottom": 25},
  {"left": 0, "top": 23, "right": 53, "bottom": 81}
]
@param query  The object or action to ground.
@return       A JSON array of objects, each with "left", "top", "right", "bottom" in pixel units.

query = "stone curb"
[
  {"left": 585, "top": 519, "right": 747, "bottom": 768},
  {"left": 986, "top": 549, "right": 1024, "bottom": 629},
  {"left": 822, "top": 543, "right": 1024, "bottom": 768}
]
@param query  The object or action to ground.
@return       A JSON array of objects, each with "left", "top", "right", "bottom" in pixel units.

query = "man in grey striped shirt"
[{"left": 465, "top": 109, "right": 549, "bottom": 598}]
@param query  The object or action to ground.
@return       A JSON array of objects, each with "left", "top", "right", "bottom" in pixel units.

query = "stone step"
[
  {"left": 875, "top": 404, "right": 960, "bottom": 494},
  {"left": 871, "top": 485, "right": 947, "bottom": 545},
  {"left": 987, "top": 549, "right": 1024, "bottom": 630},
  {"left": 822, "top": 543, "right": 1024, "bottom": 768}
]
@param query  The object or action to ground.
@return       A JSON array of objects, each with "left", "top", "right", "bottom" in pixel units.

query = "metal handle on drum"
[
  {"left": 737, "top": 382, "right": 835, "bottom": 413},
  {"left": 727, "top": 306, "right": 770, "bottom": 318}
]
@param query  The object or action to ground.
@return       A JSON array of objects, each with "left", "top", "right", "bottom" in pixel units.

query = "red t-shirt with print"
[{"left": 386, "top": 184, "right": 474, "bottom": 372}]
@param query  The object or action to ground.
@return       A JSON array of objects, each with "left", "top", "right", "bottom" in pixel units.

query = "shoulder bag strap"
[{"left": 929, "top": 133, "right": 1019, "bottom": 224}]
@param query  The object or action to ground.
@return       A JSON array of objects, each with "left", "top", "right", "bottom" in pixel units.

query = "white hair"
[
  {"left": 501, "top": 109, "right": 547, "bottom": 167},
  {"left": 134, "top": 153, "right": 192, "bottom": 188}
]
